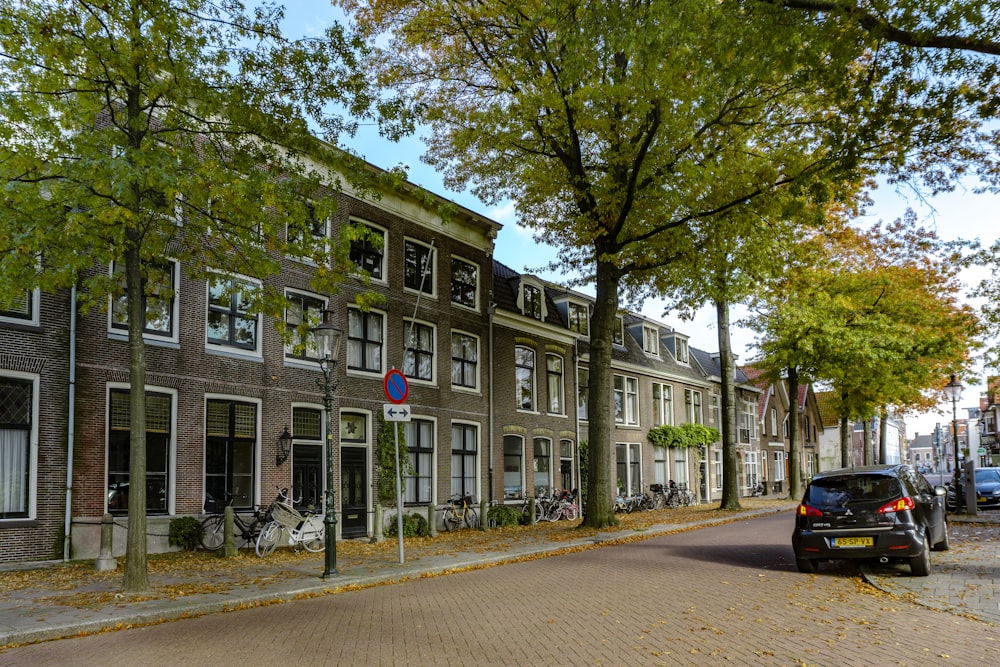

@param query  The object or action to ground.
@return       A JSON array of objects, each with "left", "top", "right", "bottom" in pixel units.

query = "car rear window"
[
  {"left": 806, "top": 475, "right": 902, "bottom": 507},
  {"left": 975, "top": 469, "right": 1000, "bottom": 484}
]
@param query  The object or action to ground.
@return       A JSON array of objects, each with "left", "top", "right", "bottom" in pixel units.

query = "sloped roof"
[
  {"left": 491, "top": 259, "right": 566, "bottom": 328},
  {"left": 689, "top": 347, "right": 752, "bottom": 386},
  {"left": 814, "top": 390, "right": 840, "bottom": 428}
]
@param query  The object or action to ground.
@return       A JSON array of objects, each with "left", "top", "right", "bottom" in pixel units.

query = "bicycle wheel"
[
  {"left": 443, "top": 507, "right": 459, "bottom": 531},
  {"left": 200, "top": 515, "right": 225, "bottom": 551},
  {"left": 464, "top": 507, "right": 480, "bottom": 529},
  {"left": 563, "top": 504, "right": 579, "bottom": 521},
  {"left": 302, "top": 530, "right": 325, "bottom": 552},
  {"left": 255, "top": 521, "right": 281, "bottom": 557}
]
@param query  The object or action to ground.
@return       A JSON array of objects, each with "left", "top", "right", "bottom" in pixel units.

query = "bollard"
[
  {"left": 427, "top": 503, "right": 437, "bottom": 537},
  {"left": 479, "top": 498, "right": 488, "bottom": 531},
  {"left": 222, "top": 505, "right": 238, "bottom": 557},
  {"left": 372, "top": 502, "right": 384, "bottom": 543},
  {"left": 94, "top": 512, "right": 117, "bottom": 571}
]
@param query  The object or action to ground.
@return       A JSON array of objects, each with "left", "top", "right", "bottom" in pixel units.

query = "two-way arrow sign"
[{"left": 383, "top": 404, "right": 411, "bottom": 422}]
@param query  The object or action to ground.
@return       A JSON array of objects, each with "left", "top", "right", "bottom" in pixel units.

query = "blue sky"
[{"left": 277, "top": 2, "right": 997, "bottom": 436}]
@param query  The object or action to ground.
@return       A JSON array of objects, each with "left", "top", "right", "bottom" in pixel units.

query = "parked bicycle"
[
  {"left": 200, "top": 492, "right": 273, "bottom": 551},
  {"left": 518, "top": 496, "right": 543, "bottom": 524},
  {"left": 443, "top": 493, "right": 480, "bottom": 530},
  {"left": 255, "top": 488, "right": 325, "bottom": 557},
  {"left": 542, "top": 489, "right": 579, "bottom": 521},
  {"left": 749, "top": 481, "right": 765, "bottom": 497}
]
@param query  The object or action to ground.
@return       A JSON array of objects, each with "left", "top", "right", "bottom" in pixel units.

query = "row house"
[
  {"left": 743, "top": 366, "right": 824, "bottom": 495},
  {"left": 980, "top": 376, "right": 999, "bottom": 466},
  {"left": 1, "top": 170, "right": 502, "bottom": 562}
]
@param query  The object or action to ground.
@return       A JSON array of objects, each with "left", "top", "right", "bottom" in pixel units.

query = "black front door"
[
  {"left": 292, "top": 444, "right": 322, "bottom": 511},
  {"left": 341, "top": 447, "right": 368, "bottom": 539}
]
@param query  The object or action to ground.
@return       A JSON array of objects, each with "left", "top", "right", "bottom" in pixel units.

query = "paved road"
[{"left": 3, "top": 512, "right": 996, "bottom": 666}]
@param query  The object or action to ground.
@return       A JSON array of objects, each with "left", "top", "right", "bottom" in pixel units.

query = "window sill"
[
  {"left": 109, "top": 331, "right": 180, "bottom": 348},
  {"left": 205, "top": 346, "right": 262, "bottom": 362}
]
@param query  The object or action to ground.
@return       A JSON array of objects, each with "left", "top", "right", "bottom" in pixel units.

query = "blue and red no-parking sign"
[{"left": 383, "top": 369, "right": 409, "bottom": 404}]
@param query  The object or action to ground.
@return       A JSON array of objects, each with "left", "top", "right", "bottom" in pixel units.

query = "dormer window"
[
  {"left": 567, "top": 302, "right": 589, "bottom": 335},
  {"left": 613, "top": 315, "right": 624, "bottom": 345},
  {"left": 675, "top": 337, "right": 689, "bottom": 364},
  {"left": 520, "top": 283, "right": 543, "bottom": 320},
  {"left": 642, "top": 325, "right": 659, "bottom": 355}
]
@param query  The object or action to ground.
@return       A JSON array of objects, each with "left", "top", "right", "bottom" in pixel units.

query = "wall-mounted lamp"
[{"left": 276, "top": 427, "right": 293, "bottom": 467}]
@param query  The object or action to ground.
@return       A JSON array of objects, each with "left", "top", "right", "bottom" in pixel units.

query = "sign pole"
[{"left": 394, "top": 422, "right": 405, "bottom": 564}]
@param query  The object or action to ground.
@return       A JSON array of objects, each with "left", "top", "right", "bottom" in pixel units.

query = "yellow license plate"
[{"left": 832, "top": 537, "right": 873, "bottom": 548}]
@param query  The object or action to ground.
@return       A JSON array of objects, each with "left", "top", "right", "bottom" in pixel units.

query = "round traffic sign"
[{"left": 383, "top": 369, "right": 409, "bottom": 404}]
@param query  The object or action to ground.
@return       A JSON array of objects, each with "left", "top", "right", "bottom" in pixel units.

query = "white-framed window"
[
  {"left": 349, "top": 220, "right": 386, "bottom": 282},
  {"left": 284, "top": 290, "right": 326, "bottom": 363},
  {"left": 642, "top": 325, "right": 659, "bottom": 355},
  {"left": 673, "top": 447, "right": 689, "bottom": 486},
  {"left": 450, "top": 331, "right": 479, "bottom": 391},
  {"left": 205, "top": 396, "right": 260, "bottom": 510},
  {"left": 450, "top": 257, "right": 478, "bottom": 310},
  {"left": 652, "top": 382, "right": 673, "bottom": 426},
  {"left": 404, "top": 418, "right": 435, "bottom": 505},
  {"left": 782, "top": 415, "right": 789, "bottom": 439},
  {"left": 107, "top": 385, "right": 175, "bottom": 515},
  {"left": 347, "top": 306, "right": 385, "bottom": 375},
  {"left": 559, "top": 439, "right": 575, "bottom": 491},
  {"left": 404, "top": 237, "right": 435, "bottom": 296},
  {"left": 713, "top": 448, "right": 723, "bottom": 491},
  {"left": 654, "top": 446, "right": 669, "bottom": 485},
  {"left": 616, "top": 442, "right": 642, "bottom": 494},
  {"left": 567, "top": 302, "right": 589, "bottom": 335},
  {"left": 0, "top": 373, "right": 38, "bottom": 520},
  {"left": 451, "top": 422, "right": 479, "bottom": 501},
  {"left": 546, "top": 354, "right": 564, "bottom": 415},
  {"left": 744, "top": 450, "right": 760, "bottom": 489},
  {"left": 770, "top": 408, "right": 777, "bottom": 436},
  {"left": 111, "top": 259, "right": 179, "bottom": 342},
  {"left": 741, "top": 399, "right": 757, "bottom": 442},
  {"left": 685, "top": 389, "right": 703, "bottom": 424},
  {"left": 403, "top": 319, "right": 436, "bottom": 383},
  {"left": 577, "top": 367, "right": 589, "bottom": 421},
  {"left": 521, "top": 283, "right": 543, "bottom": 320},
  {"left": 206, "top": 273, "right": 260, "bottom": 355},
  {"left": 515, "top": 346, "right": 535, "bottom": 411},
  {"left": 612, "top": 315, "right": 624, "bottom": 346},
  {"left": 291, "top": 405, "right": 324, "bottom": 509},
  {"left": 773, "top": 450, "right": 786, "bottom": 482},
  {"left": 503, "top": 435, "right": 524, "bottom": 500},
  {"left": 533, "top": 437, "right": 552, "bottom": 497},
  {"left": 806, "top": 452, "right": 816, "bottom": 478},
  {"left": 710, "top": 394, "right": 720, "bottom": 427},
  {"left": 1, "top": 288, "right": 39, "bottom": 326},
  {"left": 675, "top": 337, "right": 689, "bottom": 364},
  {"left": 285, "top": 201, "right": 328, "bottom": 262},
  {"left": 614, "top": 375, "right": 639, "bottom": 426}
]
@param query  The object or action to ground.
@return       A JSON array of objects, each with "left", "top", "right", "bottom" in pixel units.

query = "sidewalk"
[{"left": 1, "top": 502, "right": 996, "bottom": 648}]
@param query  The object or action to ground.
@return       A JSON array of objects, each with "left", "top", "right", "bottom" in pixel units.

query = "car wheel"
[
  {"left": 910, "top": 535, "right": 931, "bottom": 576},
  {"left": 932, "top": 521, "right": 951, "bottom": 552},
  {"left": 795, "top": 557, "right": 818, "bottom": 574}
]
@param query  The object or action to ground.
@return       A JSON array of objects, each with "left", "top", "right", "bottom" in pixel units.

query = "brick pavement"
[{"left": 0, "top": 504, "right": 997, "bottom": 653}]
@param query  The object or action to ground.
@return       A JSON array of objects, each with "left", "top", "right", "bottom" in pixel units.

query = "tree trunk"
[
  {"left": 579, "top": 256, "right": 619, "bottom": 528},
  {"left": 840, "top": 415, "right": 851, "bottom": 467},
  {"left": 878, "top": 406, "right": 888, "bottom": 464},
  {"left": 123, "top": 242, "right": 151, "bottom": 593},
  {"left": 715, "top": 299, "right": 741, "bottom": 510},
  {"left": 786, "top": 366, "right": 802, "bottom": 500}
]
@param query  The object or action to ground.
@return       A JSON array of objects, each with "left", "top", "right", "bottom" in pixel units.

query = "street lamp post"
[
  {"left": 312, "top": 309, "right": 343, "bottom": 578},
  {"left": 943, "top": 374, "right": 964, "bottom": 514}
]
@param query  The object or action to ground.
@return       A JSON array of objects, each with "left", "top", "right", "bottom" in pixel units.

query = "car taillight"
[
  {"left": 878, "top": 496, "right": 915, "bottom": 514},
  {"left": 798, "top": 503, "right": 822, "bottom": 517}
]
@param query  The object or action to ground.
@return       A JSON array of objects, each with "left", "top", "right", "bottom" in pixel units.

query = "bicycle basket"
[
  {"left": 204, "top": 494, "right": 229, "bottom": 514},
  {"left": 271, "top": 501, "right": 303, "bottom": 529}
]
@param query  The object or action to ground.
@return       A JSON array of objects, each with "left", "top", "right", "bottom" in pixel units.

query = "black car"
[
  {"left": 946, "top": 467, "right": 1000, "bottom": 510},
  {"left": 792, "top": 464, "right": 949, "bottom": 576}
]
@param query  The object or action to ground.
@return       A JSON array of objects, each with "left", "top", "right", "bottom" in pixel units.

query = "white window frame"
[
  {"left": 347, "top": 306, "right": 387, "bottom": 377},
  {"left": 518, "top": 281, "right": 545, "bottom": 320},
  {"left": 773, "top": 450, "right": 786, "bottom": 482},
  {"left": 450, "top": 256, "right": 479, "bottom": 311},
  {"left": 283, "top": 289, "right": 328, "bottom": 367},
  {"left": 642, "top": 325, "right": 660, "bottom": 356},
  {"left": 713, "top": 448, "right": 723, "bottom": 491},
  {"left": 533, "top": 437, "right": 553, "bottom": 497},
  {"left": 770, "top": 407, "right": 778, "bottom": 436},
  {"left": 451, "top": 420, "right": 480, "bottom": 501},
  {"left": 109, "top": 258, "right": 180, "bottom": 344},
  {"left": 577, "top": 366, "right": 589, "bottom": 421},
  {"left": 546, "top": 353, "right": 565, "bottom": 416},
  {"left": 1, "top": 287, "right": 40, "bottom": 327},
  {"left": 612, "top": 315, "right": 624, "bottom": 346},
  {"left": 205, "top": 272, "right": 262, "bottom": 358},
  {"left": 515, "top": 345, "right": 536, "bottom": 412},
  {"left": 348, "top": 219, "right": 387, "bottom": 284},
  {"left": 285, "top": 201, "right": 329, "bottom": 265},
  {"left": 652, "top": 382, "right": 673, "bottom": 426},
  {"left": 615, "top": 442, "right": 643, "bottom": 494},
  {"left": 403, "top": 237, "right": 436, "bottom": 298},
  {"left": 450, "top": 330, "right": 480, "bottom": 393},
  {"left": 403, "top": 318, "right": 437, "bottom": 385},
  {"left": 567, "top": 302, "right": 589, "bottom": 335},
  {"left": 614, "top": 374, "right": 639, "bottom": 426},
  {"left": 403, "top": 416, "right": 437, "bottom": 505},
  {"left": 204, "top": 393, "right": 262, "bottom": 509},
  {"left": 685, "top": 389, "right": 703, "bottom": 425},
  {"left": 675, "top": 338, "right": 689, "bottom": 364},
  {"left": 0, "top": 372, "right": 39, "bottom": 521},
  {"left": 503, "top": 435, "right": 525, "bottom": 500}
]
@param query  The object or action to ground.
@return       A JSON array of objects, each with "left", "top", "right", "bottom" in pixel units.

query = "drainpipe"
[
  {"left": 63, "top": 285, "right": 77, "bottom": 561},
  {"left": 487, "top": 301, "right": 495, "bottom": 503}
]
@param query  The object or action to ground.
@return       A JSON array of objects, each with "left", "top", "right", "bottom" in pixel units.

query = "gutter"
[{"left": 63, "top": 285, "right": 77, "bottom": 561}]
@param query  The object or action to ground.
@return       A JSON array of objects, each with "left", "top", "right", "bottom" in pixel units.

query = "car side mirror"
[{"left": 933, "top": 486, "right": 947, "bottom": 497}]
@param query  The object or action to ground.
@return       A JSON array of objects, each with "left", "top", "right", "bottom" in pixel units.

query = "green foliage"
[
  {"left": 384, "top": 512, "right": 429, "bottom": 538},
  {"left": 647, "top": 423, "right": 721, "bottom": 449},
  {"left": 487, "top": 505, "right": 522, "bottom": 528},
  {"left": 168, "top": 517, "right": 203, "bottom": 551},
  {"left": 374, "top": 414, "right": 410, "bottom": 506}
]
